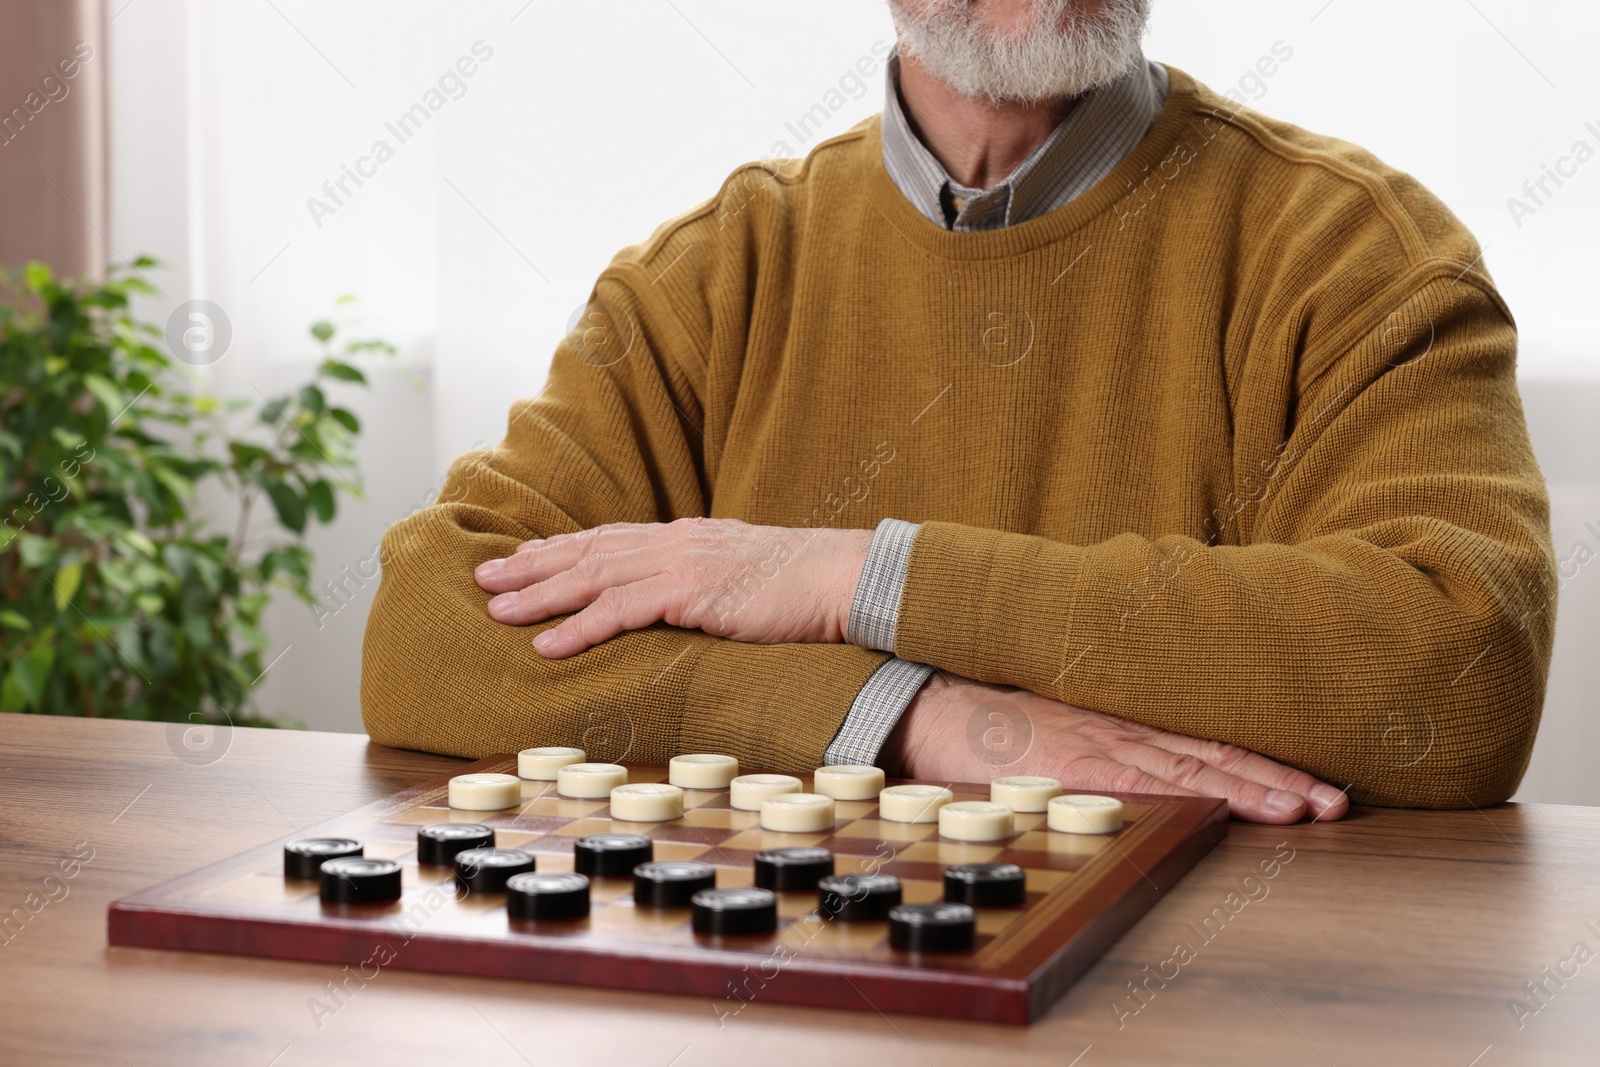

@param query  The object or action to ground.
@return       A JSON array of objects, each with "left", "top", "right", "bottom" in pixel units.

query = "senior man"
[{"left": 362, "top": 0, "right": 1555, "bottom": 823}]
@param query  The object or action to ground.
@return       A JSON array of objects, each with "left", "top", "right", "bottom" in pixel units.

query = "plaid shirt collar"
[{"left": 880, "top": 49, "right": 1169, "bottom": 231}]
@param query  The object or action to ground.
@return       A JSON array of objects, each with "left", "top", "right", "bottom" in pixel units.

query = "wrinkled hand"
[
  {"left": 881, "top": 674, "right": 1350, "bottom": 824},
  {"left": 474, "top": 518, "right": 873, "bottom": 658}
]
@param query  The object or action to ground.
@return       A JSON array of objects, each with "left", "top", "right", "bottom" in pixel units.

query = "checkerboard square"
[
  {"left": 895, "top": 841, "right": 1004, "bottom": 865},
  {"left": 645, "top": 825, "right": 735, "bottom": 851},
  {"left": 832, "top": 819, "right": 934, "bottom": 842},
  {"left": 601, "top": 816, "right": 687, "bottom": 836},
  {"left": 422, "top": 807, "right": 505, "bottom": 824},
  {"left": 677, "top": 808, "right": 736, "bottom": 829},
  {"left": 550, "top": 817, "right": 621, "bottom": 839},
  {"left": 521, "top": 797, "right": 609, "bottom": 819},
  {"left": 652, "top": 841, "right": 711, "bottom": 861},
  {"left": 878, "top": 860, "right": 945, "bottom": 883},
  {"left": 793, "top": 919, "right": 886, "bottom": 953},
  {"left": 495, "top": 831, "right": 542, "bottom": 851},
  {"left": 719, "top": 829, "right": 829, "bottom": 851},
  {"left": 899, "top": 880, "right": 943, "bottom": 905},
  {"left": 832, "top": 852, "right": 895, "bottom": 877},
  {"left": 588, "top": 877, "right": 635, "bottom": 903},
  {"left": 1024, "top": 869, "right": 1071, "bottom": 892},
  {"left": 775, "top": 892, "right": 820, "bottom": 919},
  {"left": 1011, "top": 831, "right": 1109, "bottom": 856},
  {"left": 684, "top": 789, "right": 735, "bottom": 810},
  {"left": 363, "top": 840, "right": 415, "bottom": 861},
  {"left": 404, "top": 865, "right": 453, "bottom": 888}
]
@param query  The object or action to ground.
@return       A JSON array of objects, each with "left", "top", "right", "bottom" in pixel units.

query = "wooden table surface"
[{"left": 1, "top": 714, "right": 1595, "bottom": 1066}]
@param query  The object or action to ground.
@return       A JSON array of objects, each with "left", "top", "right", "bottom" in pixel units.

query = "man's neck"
[{"left": 895, "top": 53, "right": 1076, "bottom": 191}]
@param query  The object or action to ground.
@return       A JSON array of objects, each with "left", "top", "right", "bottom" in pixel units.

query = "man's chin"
[{"left": 889, "top": 0, "right": 1150, "bottom": 103}]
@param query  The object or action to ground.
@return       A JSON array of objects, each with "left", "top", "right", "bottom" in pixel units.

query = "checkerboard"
[{"left": 108, "top": 755, "right": 1227, "bottom": 1023}]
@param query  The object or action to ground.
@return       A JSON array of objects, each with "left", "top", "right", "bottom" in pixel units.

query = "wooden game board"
[{"left": 108, "top": 756, "right": 1227, "bottom": 1024}]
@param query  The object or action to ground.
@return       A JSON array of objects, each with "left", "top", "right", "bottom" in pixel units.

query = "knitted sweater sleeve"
[
  {"left": 360, "top": 270, "right": 890, "bottom": 769},
  {"left": 890, "top": 269, "right": 1556, "bottom": 808}
]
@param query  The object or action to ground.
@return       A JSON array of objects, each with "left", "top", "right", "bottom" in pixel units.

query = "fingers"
[
  {"left": 1054, "top": 757, "right": 1204, "bottom": 800},
  {"left": 485, "top": 547, "right": 661, "bottom": 625},
  {"left": 531, "top": 575, "right": 677, "bottom": 658},
  {"left": 1132, "top": 731, "right": 1349, "bottom": 822},
  {"left": 474, "top": 523, "right": 666, "bottom": 593},
  {"left": 1060, "top": 752, "right": 1309, "bottom": 825},
  {"left": 1113, "top": 742, "right": 1310, "bottom": 824}
]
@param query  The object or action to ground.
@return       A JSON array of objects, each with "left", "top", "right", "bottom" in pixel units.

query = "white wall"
[{"left": 107, "top": 1, "right": 1598, "bottom": 803}]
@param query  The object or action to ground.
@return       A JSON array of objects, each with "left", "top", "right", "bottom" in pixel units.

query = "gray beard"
[{"left": 887, "top": 0, "right": 1152, "bottom": 104}]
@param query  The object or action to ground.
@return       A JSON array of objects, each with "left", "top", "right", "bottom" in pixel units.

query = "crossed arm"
[{"left": 473, "top": 518, "right": 1351, "bottom": 824}]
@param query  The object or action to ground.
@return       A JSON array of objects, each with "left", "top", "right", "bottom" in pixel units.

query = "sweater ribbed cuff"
[
  {"left": 680, "top": 639, "right": 892, "bottom": 774},
  {"left": 894, "top": 521, "right": 1086, "bottom": 690}
]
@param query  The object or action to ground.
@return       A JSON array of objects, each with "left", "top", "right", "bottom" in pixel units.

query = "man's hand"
[
  {"left": 473, "top": 518, "right": 873, "bottom": 657},
  {"left": 880, "top": 674, "right": 1350, "bottom": 824}
]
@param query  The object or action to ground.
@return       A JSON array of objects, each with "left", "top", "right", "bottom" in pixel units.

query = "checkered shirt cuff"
[
  {"left": 846, "top": 518, "right": 920, "bottom": 653},
  {"left": 823, "top": 656, "right": 937, "bottom": 768}
]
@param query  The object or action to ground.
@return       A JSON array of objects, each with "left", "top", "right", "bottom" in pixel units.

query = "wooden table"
[{"left": 1, "top": 714, "right": 1594, "bottom": 1066}]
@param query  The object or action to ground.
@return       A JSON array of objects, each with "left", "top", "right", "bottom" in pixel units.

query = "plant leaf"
[
  {"left": 121, "top": 529, "right": 159, "bottom": 557},
  {"left": 319, "top": 360, "right": 366, "bottom": 384},
  {"left": 152, "top": 465, "right": 193, "bottom": 506},
  {"left": 17, "top": 535, "right": 55, "bottom": 570},
  {"left": 53, "top": 561, "right": 83, "bottom": 611},
  {"left": 329, "top": 407, "right": 360, "bottom": 433},
  {"left": 267, "top": 482, "right": 307, "bottom": 533},
  {"left": 305, "top": 479, "right": 335, "bottom": 523},
  {"left": 310, "top": 320, "right": 335, "bottom": 342},
  {"left": 83, "top": 373, "right": 124, "bottom": 415},
  {"left": 1, "top": 637, "right": 55, "bottom": 712}
]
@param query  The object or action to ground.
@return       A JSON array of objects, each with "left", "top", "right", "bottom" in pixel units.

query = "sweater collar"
[
  {"left": 881, "top": 47, "right": 1169, "bottom": 231},
  {"left": 854, "top": 64, "right": 1204, "bottom": 262}
]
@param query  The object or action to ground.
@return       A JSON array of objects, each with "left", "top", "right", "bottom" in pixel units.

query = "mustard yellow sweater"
[{"left": 361, "top": 66, "right": 1555, "bottom": 808}]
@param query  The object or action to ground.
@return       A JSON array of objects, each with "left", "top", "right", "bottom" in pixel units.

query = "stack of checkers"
[{"left": 279, "top": 749, "right": 1127, "bottom": 954}]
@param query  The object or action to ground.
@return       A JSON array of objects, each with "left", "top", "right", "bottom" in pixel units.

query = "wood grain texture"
[{"left": 1, "top": 713, "right": 1596, "bottom": 1066}]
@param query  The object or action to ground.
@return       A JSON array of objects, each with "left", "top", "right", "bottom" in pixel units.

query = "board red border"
[{"left": 107, "top": 757, "right": 1227, "bottom": 1024}]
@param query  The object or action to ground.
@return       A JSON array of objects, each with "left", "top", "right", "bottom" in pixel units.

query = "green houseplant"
[{"left": 0, "top": 258, "right": 392, "bottom": 726}]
